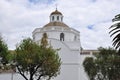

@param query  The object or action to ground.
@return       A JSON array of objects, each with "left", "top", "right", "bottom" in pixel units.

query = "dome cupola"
[
  {"left": 50, "top": 9, "right": 62, "bottom": 15},
  {"left": 43, "top": 9, "right": 69, "bottom": 28},
  {"left": 50, "top": 9, "right": 63, "bottom": 22}
]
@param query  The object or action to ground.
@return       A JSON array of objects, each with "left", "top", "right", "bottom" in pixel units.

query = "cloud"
[
  {"left": 29, "top": 0, "right": 55, "bottom": 4},
  {"left": 0, "top": 0, "right": 120, "bottom": 50}
]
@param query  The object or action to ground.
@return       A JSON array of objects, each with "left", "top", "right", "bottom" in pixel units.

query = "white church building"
[{"left": 32, "top": 9, "right": 89, "bottom": 80}]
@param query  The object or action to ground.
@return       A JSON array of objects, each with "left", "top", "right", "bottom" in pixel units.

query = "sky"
[{"left": 0, "top": 0, "right": 120, "bottom": 50}]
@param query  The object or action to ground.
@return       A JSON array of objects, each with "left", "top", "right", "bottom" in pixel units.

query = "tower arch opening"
[{"left": 60, "top": 33, "right": 64, "bottom": 41}]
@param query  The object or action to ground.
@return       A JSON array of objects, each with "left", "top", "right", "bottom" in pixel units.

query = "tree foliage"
[
  {"left": 0, "top": 35, "right": 9, "bottom": 65},
  {"left": 83, "top": 57, "right": 97, "bottom": 80},
  {"left": 15, "top": 33, "right": 61, "bottom": 80},
  {"left": 83, "top": 47, "right": 120, "bottom": 80},
  {"left": 109, "top": 14, "right": 120, "bottom": 52}
]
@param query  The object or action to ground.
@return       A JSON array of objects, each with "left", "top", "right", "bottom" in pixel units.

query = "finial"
[{"left": 55, "top": 4, "right": 58, "bottom": 10}]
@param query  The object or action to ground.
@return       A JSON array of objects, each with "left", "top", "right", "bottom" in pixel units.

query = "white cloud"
[{"left": 0, "top": 0, "right": 120, "bottom": 50}]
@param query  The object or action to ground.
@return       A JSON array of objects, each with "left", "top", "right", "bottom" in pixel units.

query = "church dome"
[
  {"left": 43, "top": 22, "right": 69, "bottom": 28},
  {"left": 50, "top": 9, "right": 62, "bottom": 15},
  {"left": 43, "top": 9, "right": 70, "bottom": 29}
]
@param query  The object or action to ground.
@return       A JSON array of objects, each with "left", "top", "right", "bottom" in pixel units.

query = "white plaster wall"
[
  {"left": 65, "top": 41, "right": 80, "bottom": 50},
  {"left": 49, "top": 39, "right": 80, "bottom": 64},
  {"left": 49, "top": 39, "right": 80, "bottom": 80},
  {"left": 47, "top": 31, "right": 60, "bottom": 40},
  {"left": 52, "top": 64, "right": 80, "bottom": 80},
  {"left": 64, "top": 32, "right": 74, "bottom": 41},
  {"left": 34, "top": 32, "right": 42, "bottom": 41},
  {"left": 33, "top": 30, "right": 79, "bottom": 42}
]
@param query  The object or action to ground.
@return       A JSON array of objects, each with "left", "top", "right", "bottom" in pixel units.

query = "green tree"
[
  {"left": 109, "top": 14, "right": 120, "bottom": 52},
  {"left": 83, "top": 57, "right": 97, "bottom": 80},
  {"left": 0, "top": 35, "right": 9, "bottom": 65},
  {"left": 15, "top": 33, "right": 61, "bottom": 80},
  {"left": 83, "top": 47, "right": 120, "bottom": 80}
]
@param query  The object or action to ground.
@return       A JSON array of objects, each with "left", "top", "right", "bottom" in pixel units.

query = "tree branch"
[
  {"left": 16, "top": 65, "right": 28, "bottom": 80},
  {"left": 31, "top": 64, "right": 41, "bottom": 75},
  {"left": 37, "top": 74, "right": 43, "bottom": 80}
]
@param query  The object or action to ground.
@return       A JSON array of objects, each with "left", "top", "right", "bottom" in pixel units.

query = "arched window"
[
  {"left": 52, "top": 16, "right": 54, "bottom": 21},
  {"left": 61, "top": 17, "right": 63, "bottom": 22},
  {"left": 60, "top": 33, "right": 64, "bottom": 41},
  {"left": 57, "top": 16, "right": 59, "bottom": 21},
  {"left": 33, "top": 36, "right": 35, "bottom": 40},
  {"left": 74, "top": 35, "right": 77, "bottom": 41}
]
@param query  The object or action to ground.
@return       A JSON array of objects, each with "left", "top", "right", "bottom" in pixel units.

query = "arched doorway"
[{"left": 60, "top": 33, "right": 64, "bottom": 41}]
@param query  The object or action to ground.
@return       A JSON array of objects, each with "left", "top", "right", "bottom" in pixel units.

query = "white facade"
[{"left": 32, "top": 9, "right": 87, "bottom": 80}]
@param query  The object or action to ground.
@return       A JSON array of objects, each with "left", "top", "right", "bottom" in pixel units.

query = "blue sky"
[
  {"left": 87, "top": 25, "right": 94, "bottom": 30},
  {"left": 0, "top": 0, "right": 120, "bottom": 50}
]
